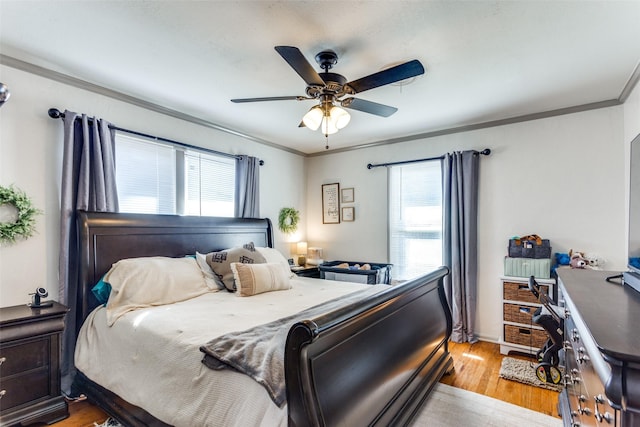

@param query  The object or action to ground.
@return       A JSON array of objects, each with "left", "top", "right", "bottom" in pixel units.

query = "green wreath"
[
  {"left": 278, "top": 207, "right": 300, "bottom": 234},
  {"left": 0, "top": 185, "right": 41, "bottom": 244}
]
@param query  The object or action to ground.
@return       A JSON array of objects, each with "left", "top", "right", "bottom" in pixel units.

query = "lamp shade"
[
  {"left": 330, "top": 106, "right": 350, "bottom": 129},
  {"left": 303, "top": 103, "right": 351, "bottom": 136},
  {"left": 320, "top": 117, "right": 339, "bottom": 135},
  {"left": 302, "top": 106, "right": 323, "bottom": 130},
  {"left": 297, "top": 241, "right": 308, "bottom": 255}
]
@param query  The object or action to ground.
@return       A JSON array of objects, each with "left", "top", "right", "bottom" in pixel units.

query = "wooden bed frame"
[{"left": 73, "top": 211, "right": 453, "bottom": 426}]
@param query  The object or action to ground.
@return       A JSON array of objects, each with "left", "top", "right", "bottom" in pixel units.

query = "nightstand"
[
  {"left": 291, "top": 265, "right": 321, "bottom": 279},
  {"left": 0, "top": 301, "right": 69, "bottom": 426}
]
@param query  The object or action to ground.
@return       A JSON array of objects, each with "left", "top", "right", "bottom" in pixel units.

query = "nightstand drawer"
[
  {"left": 0, "top": 368, "right": 50, "bottom": 411},
  {"left": 0, "top": 339, "right": 49, "bottom": 377}
]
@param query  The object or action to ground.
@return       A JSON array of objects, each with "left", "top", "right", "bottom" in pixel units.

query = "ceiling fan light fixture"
[
  {"left": 329, "top": 105, "right": 350, "bottom": 129},
  {"left": 321, "top": 117, "right": 339, "bottom": 135},
  {"left": 302, "top": 105, "right": 323, "bottom": 130}
]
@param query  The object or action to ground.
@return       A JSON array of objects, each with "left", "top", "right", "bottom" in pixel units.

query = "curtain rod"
[
  {"left": 47, "top": 108, "right": 264, "bottom": 166},
  {"left": 366, "top": 148, "right": 491, "bottom": 169}
]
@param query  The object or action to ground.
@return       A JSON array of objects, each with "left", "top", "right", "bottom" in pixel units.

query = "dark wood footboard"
[{"left": 285, "top": 266, "right": 453, "bottom": 427}]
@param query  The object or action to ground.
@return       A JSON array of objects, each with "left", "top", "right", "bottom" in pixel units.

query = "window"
[
  {"left": 388, "top": 160, "right": 443, "bottom": 280},
  {"left": 184, "top": 151, "right": 235, "bottom": 216},
  {"left": 115, "top": 133, "right": 235, "bottom": 216}
]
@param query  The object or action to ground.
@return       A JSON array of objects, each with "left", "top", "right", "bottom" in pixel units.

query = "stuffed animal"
[
  {"left": 569, "top": 250, "right": 588, "bottom": 269},
  {"left": 584, "top": 254, "right": 605, "bottom": 270}
]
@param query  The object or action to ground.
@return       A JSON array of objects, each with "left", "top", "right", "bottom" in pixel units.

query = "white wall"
[
  {"left": 0, "top": 65, "right": 307, "bottom": 307},
  {"left": 2, "top": 61, "right": 637, "bottom": 344},
  {"left": 306, "top": 106, "right": 626, "bottom": 342}
]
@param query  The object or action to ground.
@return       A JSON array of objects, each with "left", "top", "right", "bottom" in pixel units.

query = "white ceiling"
[{"left": 1, "top": 1, "right": 639, "bottom": 155}]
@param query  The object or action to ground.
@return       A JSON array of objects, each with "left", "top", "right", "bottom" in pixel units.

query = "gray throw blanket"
[{"left": 200, "top": 288, "right": 380, "bottom": 407}]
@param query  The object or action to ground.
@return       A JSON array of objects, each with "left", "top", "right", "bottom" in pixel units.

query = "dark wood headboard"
[{"left": 75, "top": 211, "right": 273, "bottom": 334}]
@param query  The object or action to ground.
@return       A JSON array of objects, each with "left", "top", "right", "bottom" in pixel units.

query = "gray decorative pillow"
[{"left": 205, "top": 242, "right": 266, "bottom": 292}]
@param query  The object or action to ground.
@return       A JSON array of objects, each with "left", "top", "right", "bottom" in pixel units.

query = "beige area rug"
[
  {"left": 94, "top": 383, "right": 562, "bottom": 427},
  {"left": 412, "top": 383, "right": 562, "bottom": 427},
  {"left": 499, "top": 356, "right": 563, "bottom": 392}
]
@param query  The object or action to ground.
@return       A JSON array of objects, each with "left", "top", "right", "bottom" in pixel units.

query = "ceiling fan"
[{"left": 231, "top": 46, "right": 425, "bottom": 148}]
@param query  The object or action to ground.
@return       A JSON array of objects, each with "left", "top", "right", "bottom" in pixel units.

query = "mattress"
[{"left": 75, "top": 277, "right": 384, "bottom": 427}]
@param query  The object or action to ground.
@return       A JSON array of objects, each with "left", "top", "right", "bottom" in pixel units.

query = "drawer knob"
[
  {"left": 594, "top": 394, "right": 613, "bottom": 424},
  {"left": 0, "top": 356, "right": 5, "bottom": 366},
  {"left": 571, "top": 328, "right": 580, "bottom": 341},
  {"left": 0, "top": 389, "right": 6, "bottom": 399}
]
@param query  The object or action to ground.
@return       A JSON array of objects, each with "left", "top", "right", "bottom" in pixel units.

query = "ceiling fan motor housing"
[{"left": 315, "top": 49, "right": 338, "bottom": 70}]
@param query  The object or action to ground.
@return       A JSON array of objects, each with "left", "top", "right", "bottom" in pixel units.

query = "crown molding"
[
  {"left": 0, "top": 54, "right": 307, "bottom": 157},
  {"left": 2, "top": 54, "right": 636, "bottom": 159}
]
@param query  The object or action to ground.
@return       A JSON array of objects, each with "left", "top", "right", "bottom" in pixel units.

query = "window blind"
[
  {"left": 388, "top": 160, "right": 443, "bottom": 280},
  {"left": 115, "top": 133, "right": 235, "bottom": 217},
  {"left": 185, "top": 151, "right": 235, "bottom": 217},
  {"left": 116, "top": 134, "right": 176, "bottom": 214}
]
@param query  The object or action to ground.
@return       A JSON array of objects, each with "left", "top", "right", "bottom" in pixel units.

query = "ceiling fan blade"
[
  {"left": 275, "top": 46, "right": 325, "bottom": 87},
  {"left": 345, "top": 60, "right": 425, "bottom": 94},
  {"left": 341, "top": 97, "right": 398, "bottom": 117},
  {"left": 231, "top": 96, "right": 303, "bottom": 103}
]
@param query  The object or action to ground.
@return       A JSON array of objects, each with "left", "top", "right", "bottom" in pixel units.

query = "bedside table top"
[
  {"left": 291, "top": 265, "right": 321, "bottom": 278},
  {"left": 0, "top": 301, "right": 68, "bottom": 327}
]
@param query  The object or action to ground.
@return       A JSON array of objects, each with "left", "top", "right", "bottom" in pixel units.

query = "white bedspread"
[{"left": 75, "top": 277, "right": 385, "bottom": 427}]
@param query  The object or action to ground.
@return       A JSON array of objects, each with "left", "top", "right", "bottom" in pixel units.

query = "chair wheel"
[
  {"left": 549, "top": 366, "right": 562, "bottom": 384},
  {"left": 535, "top": 364, "right": 549, "bottom": 382},
  {"left": 535, "top": 363, "right": 562, "bottom": 384}
]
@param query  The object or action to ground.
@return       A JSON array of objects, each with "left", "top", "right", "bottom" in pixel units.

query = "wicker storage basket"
[
  {"left": 503, "top": 303, "right": 537, "bottom": 324},
  {"left": 503, "top": 281, "right": 549, "bottom": 304},
  {"left": 504, "top": 324, "right": 548, "bottom": 348}
]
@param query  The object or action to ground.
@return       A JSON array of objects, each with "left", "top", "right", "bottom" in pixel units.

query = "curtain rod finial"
[
  {"left": 480, "top": 148, "right": 491, "bottom": 156},
  {"left": 48, "top": 108, "right": 63, "bottom": 119}
]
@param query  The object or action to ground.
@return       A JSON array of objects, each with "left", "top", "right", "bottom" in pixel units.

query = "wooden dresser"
[
  {"left": 558, "top": 269, "right": 640, "bottom": 427},
  {"left": 0, "top": 301, "right": 69, "bottom": 426}
]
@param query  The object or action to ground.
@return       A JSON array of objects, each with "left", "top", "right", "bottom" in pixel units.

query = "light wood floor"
[{"left": 48, "top": 341, "right": 560, "bottom": 426}]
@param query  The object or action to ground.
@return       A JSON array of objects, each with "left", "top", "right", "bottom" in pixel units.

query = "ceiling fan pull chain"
[{"left": 325, "top": 134, "right": 329, "bottom": 150}]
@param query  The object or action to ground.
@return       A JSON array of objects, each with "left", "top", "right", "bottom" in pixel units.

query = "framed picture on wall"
[
  {"left": 322, "top": 183, "right": 340, "bottom": 224},
  {"left": 341, "top": 187, "right": 354, "bottom": 203},
  {"left": 342, "top": 206, "right": 355, "bottom": 222}
]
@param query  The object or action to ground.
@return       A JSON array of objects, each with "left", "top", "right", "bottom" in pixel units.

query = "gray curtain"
[
  {"left": 58, "top": 111, "right": 118, "bottom": 395},
  {"left": 235, "top": 155, "right": 260, "bottom": 218},
  {"left": 442, "top": 150, "right": 479, "bottom": 343}
]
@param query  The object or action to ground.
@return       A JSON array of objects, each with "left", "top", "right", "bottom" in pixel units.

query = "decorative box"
[{"left": 504, "top": 257, "right": 551, "bottom": 279}]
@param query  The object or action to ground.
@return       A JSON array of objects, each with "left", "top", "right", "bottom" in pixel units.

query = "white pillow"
[
  {"left": 196, "top": 251, "right": 225, "bottom": 290},
  {"left": 104, "top": 256, "right": 211, "bottom": 326},
  {"left": 256, "top": 247, "right": 294, "bottom": 278},
  {"left": 230, "top": 262, "right": 293, "bottom": 297}
]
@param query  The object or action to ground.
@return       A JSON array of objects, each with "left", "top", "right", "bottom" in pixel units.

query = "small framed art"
[
  {"left": 322, "top": 183, "right": 340, "bottom": 224},
  {"left": 342, "top": 206, "right": 355, "bottom": 222},
  {"left": 341, "top": 187, "right": 354, "bottom": 203}
]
